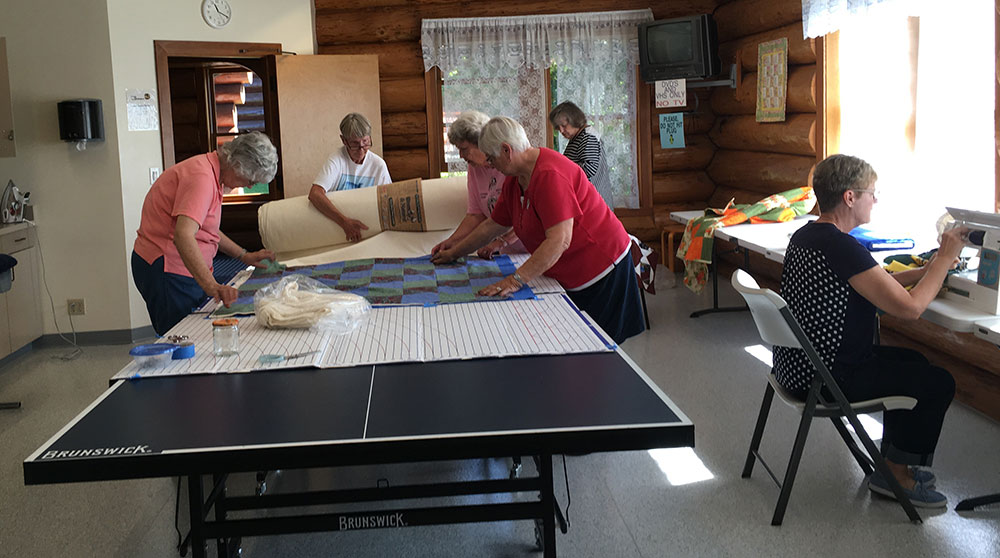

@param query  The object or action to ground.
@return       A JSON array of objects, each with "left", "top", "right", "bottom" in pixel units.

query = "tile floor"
[{"left": 1, "top": 275, "right": 998, "bottom": 557}]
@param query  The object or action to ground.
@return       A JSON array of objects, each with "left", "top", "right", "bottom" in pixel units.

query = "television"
[{"left": 639, "top": 15, "right": 721, "bottom": 83}]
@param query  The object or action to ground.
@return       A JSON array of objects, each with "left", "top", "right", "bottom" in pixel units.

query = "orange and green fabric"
[{"left": 677, "top": 186, "right": 817, "bottom": 293}]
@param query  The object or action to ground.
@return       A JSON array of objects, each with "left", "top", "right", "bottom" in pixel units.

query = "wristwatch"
[{"left": 512, "top": 272, "right": 525, "bottom": 286}]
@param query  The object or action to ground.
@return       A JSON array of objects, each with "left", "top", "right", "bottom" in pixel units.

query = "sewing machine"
[{"left": 941, "top": 207, "right": 1000, "bottom": 322}]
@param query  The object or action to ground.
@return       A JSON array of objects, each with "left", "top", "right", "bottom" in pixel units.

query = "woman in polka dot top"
[{"left": 774, "top": 154, "right": 966, "bottom": 508}]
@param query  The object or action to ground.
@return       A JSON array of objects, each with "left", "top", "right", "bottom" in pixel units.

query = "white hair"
[
  {"left": 217, "top": 132, "right": 278, "bottom": 184},
  {"left": 448, "top": 110, "right": 490, "bottom": 145},
  {"left": 478, "top": 116, "right": 530, "bottom": 157}
]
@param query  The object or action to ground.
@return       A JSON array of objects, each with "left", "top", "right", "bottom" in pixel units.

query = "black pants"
[{"left": 833, "top": 346, "right": 955, "bottom": 467}]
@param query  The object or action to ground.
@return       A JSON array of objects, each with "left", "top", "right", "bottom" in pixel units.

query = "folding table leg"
[
  {"left": 187, "top": 475, "right": 207, "bottom": 558},
  {"left": 538, "top": 454, "right": 557, "bottom": 558}
]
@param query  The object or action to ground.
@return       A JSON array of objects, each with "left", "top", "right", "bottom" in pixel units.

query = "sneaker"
[
  {"left": 910, "top": 467, "right": 936, "bottom": 488},
  {"left": 868, "top": 470, "right": 947, "bottom": 508}
]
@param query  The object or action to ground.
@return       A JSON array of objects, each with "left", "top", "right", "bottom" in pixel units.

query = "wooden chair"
[{"left": 730, "top": 269, "right": 922, "bottom": 525}]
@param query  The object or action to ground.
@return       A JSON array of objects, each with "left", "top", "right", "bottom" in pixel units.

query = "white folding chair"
[{"left": 731, "top": 269, "right": 922, "bottom": 525}]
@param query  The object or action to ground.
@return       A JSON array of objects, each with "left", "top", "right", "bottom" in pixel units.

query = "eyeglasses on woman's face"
[
  {"left": 852, "top": 188, "right": 879, "bottom": 201},
  {"left": 344, "top": 136, "right": 372, "bottom": 151}
]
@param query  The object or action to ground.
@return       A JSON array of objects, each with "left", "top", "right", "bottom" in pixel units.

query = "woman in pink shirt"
[
  {"left": 431, "top": 117, "right": 644, "bottom": 344},
  {"left": 432, "top": 110, "right": 523, "bottom": 258},
  {"left": 132, "top": 132, "right": 278, "bottom": 335}
]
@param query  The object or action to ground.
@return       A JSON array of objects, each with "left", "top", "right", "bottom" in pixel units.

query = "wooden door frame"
[{"left": 153, "top": 40, "right": 281, "bottom": 168}]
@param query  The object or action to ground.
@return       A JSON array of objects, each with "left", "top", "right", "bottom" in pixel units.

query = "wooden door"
[{"left": 274, "top": 55, "right": 382, "bottom": 199}]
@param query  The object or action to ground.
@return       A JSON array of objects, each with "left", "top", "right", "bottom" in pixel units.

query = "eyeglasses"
[
  {"left": 345, "top": 137, "right": 372, "bottom": 150},
  {"left": 852, "top": 188, "right": 879, "bottom": 200}
]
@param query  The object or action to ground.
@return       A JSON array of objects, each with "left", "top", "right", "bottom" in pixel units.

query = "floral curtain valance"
[
  {"left": 802, "top": 0, "right": 925, "bottom": 39},
  {"left": 421, "top": 9, "right": 653, "bottom": 73}
]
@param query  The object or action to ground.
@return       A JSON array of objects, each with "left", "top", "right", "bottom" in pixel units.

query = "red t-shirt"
[
  {"left": 490, "top": 148, "right": 628, "bottom": 289},
  {"left": 133, "top": 153, "right": 224, "bottom": 277}
]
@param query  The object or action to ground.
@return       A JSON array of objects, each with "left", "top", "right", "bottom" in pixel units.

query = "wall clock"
[{"left": 202, "top": 0, "right": 233, "bottom": 29}]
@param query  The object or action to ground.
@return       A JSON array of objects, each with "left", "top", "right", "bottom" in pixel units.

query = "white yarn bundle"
[{"left": 255, "top": 276, "right": 370, "bottom": 332}]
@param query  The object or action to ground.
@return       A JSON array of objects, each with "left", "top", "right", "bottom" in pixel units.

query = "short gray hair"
[
  {"left": 478, "top": 117, "right": 531, "bottom": 158},
  {"left": 448, "top": 110, "right": 490, "bottom": 146},
  {"left": 218, "top": 132, "right": 278, "bottom": 184},
  {"left": 340, "top": 113, "right": 372, "bottom": 139},
  {"left": 812, "top": 154, "right": 878, "bottom": 212}
]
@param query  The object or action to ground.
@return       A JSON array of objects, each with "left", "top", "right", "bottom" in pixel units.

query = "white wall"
[
  {"left": 106, "top": 0, "right": 315, "bottom": 330},
  {"left": 0, "top": 0, "right": 315, "bottom": 336},
  {"left": 0, "top": 0, "right": 126, "bottom": 334}
]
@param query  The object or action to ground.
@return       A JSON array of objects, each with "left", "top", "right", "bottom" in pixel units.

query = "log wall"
[
  {"left": 315, "top": 0, "right": 721, "bottom": 243},
  {"left": 708, "top": 0, "right": 1000, "bottom": 423},
  {"left": 708, "top": 0, "right": 817, "bottom": 206}
]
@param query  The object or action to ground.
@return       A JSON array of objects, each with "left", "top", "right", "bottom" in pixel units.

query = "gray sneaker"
[
  {"left": 868, "top": 470, "right": 947, "bottom": 508},
  {"left": 910, "top": 467, "right": 936, "bottom": 488}
]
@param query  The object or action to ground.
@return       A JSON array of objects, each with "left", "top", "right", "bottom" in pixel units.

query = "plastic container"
[
  {"left": 172, "top": 341, "right": 195, "bottom": 360},
  {"left": 129, "top": 343, "right": 178, "bottom": 369},
  {"left": 212, "top": 318, "right": 239, "bottom": 357}
]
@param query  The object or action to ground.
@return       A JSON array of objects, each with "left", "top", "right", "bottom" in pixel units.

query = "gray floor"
[{"left": 2, "top": 275, "right": 999, "bottom": 557}]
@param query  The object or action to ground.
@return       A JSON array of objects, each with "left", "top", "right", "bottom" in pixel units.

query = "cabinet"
[{"left": 0, "top": 223, "right": 42, "bottom": 358}]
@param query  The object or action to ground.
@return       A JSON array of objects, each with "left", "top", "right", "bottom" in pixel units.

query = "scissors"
[{"left": 257, "top": 350, "right": 320, "bottom": 364}]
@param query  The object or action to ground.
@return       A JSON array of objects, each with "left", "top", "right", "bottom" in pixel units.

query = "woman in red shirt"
[{"left": 431, "top": 117, "right": 644, "bottom": 344}]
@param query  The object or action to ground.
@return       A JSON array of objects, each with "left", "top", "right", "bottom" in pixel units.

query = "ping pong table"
[{"left": 24, "top": 349, "right": 693, "bottom": 557}]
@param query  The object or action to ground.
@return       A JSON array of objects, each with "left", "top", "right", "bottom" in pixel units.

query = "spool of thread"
[{"left": 172, "top": 341, "right": 195, "bottom": 360}]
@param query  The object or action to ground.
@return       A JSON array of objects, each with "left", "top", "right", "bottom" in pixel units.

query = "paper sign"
[
  {"left": 126, "top": 89, "right": 159, "bottom": 131},
  {"left": 659, "top": 113, "right": 685, "bottom": 149},
  {"left": 654, "top": 79, "right": 686, "bottom": 108}
]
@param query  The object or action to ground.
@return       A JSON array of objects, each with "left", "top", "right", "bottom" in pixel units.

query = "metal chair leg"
[
  {"left": 829, "top": 416, "right": 874, "bottom": 475},
  {"left": 771, "top": 388, "right": 819, "bottom": 526},
  {"left": 742, "top": 383, "right": 775, "bottom": 478}
]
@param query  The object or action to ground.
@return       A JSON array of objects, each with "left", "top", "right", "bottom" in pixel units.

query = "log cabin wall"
[
  {"left": 709, "top": 0, "right": 816, "bottom": 207},
  {"left": 315, "top": 0, "right": 721, "bottom": 241}
]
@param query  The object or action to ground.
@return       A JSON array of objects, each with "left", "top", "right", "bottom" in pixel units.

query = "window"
[
  {"left": 833, "top": 3, "right": 994, "bottom": 242},
  {"left": 209, "top": 68, "right": 272, "bottom": 198}
]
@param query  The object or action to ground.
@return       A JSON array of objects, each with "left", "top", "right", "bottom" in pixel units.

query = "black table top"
[{"left": 24, "top": 351, "right": 693, "bottom": 485}]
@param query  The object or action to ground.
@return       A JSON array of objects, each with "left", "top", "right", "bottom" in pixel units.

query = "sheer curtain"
[
  {"left": 422, "top": 9, "right": 652, "bottom": 207},
  {"left": 801, "top": 0, "right": 925, "bottom": 38}
]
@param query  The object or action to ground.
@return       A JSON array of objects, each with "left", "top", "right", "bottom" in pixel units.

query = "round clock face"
[{"left": 202, "top": 0, "right": 232, "bottom": 29}]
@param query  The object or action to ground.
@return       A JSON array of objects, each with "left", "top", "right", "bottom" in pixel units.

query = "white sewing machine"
[{"left": 941, "top": 207, "right": 1000, "bottom": 321}]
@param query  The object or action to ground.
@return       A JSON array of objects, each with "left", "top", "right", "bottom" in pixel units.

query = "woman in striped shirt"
[{"left": 549, "top": 101, "right": 613, "bottom": 208}]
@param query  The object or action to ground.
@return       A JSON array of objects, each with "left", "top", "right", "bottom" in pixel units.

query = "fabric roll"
[{"left": 258, "top": 175, "right": 468, "bottom": 255}]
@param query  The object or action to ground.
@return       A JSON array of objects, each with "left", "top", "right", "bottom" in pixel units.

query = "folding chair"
[{"left": 730, "top": 269, "right": 922, "bottom": 525}]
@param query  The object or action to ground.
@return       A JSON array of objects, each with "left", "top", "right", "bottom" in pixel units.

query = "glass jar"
[{"left": 212, "top": 318, "right": 239, "bottom": 357}]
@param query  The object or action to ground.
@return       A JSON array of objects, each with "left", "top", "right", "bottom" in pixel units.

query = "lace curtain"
[
  {"left": 802, "top": 0, "right": 925, "bottom": 38},
  {"left": 422, "top": 9, "right": 652, "bottom": 208}
]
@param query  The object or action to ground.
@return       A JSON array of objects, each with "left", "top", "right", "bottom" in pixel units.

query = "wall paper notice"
[
  {"left": 659, "top": 113, "right": 685, "bottom": 149},
  {"left": 756, "top": 38, "right": 788, "bottom": 123},
  {"left": 126, "top": 89, "right": 159, "bottom": 131},
  {"left": 654, "top": 79, "right": 686, "bottom": 108}
]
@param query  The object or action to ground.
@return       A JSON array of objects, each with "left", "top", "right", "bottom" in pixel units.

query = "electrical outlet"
[
  {"left": 67, "top": 298, "right": 86, "bottom": 316},
  {"left": 149, "top": 167, "right": 161, "bottom": 184}
]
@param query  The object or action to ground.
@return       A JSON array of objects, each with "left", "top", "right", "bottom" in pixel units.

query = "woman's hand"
[
  {"left": 940, "top": 226, "right": 968, "bottom": 261},
  {"left": 476, "top": 238, "right": 505, "bottom": 260},
  {"left": 241, "top": 249, "right": 277, "bottom": 267},
  {"left": 340, "top": 218, "right": 369, "bottom": 243},
  {"left": 478, "top": 274, "right": 523, "bottom": 297},
  {"left": 431, "top": 238, "right": 455, "bottom": 256},
  {"left": 430, "top": 248, "right": 457, "bottom": 265},
  {"left": 204, "top": 282, "right": 239, "bottom": 308}
]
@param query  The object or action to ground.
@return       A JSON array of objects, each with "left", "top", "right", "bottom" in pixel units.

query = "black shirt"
[{"left": 773, "top": 222, "right": 878, "bottom": 395}]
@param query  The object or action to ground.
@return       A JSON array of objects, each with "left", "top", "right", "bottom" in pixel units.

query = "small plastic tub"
[{"left": 129, "top": 343, "right": 178, "bottom": 369}]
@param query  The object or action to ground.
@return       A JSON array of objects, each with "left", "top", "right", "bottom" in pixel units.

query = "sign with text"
[
  {"left": 659, "top": 113, "right": 685, "bottom": 149},
  {"left": 654, "top": 79, "right": 686, "bottom": 108}
]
